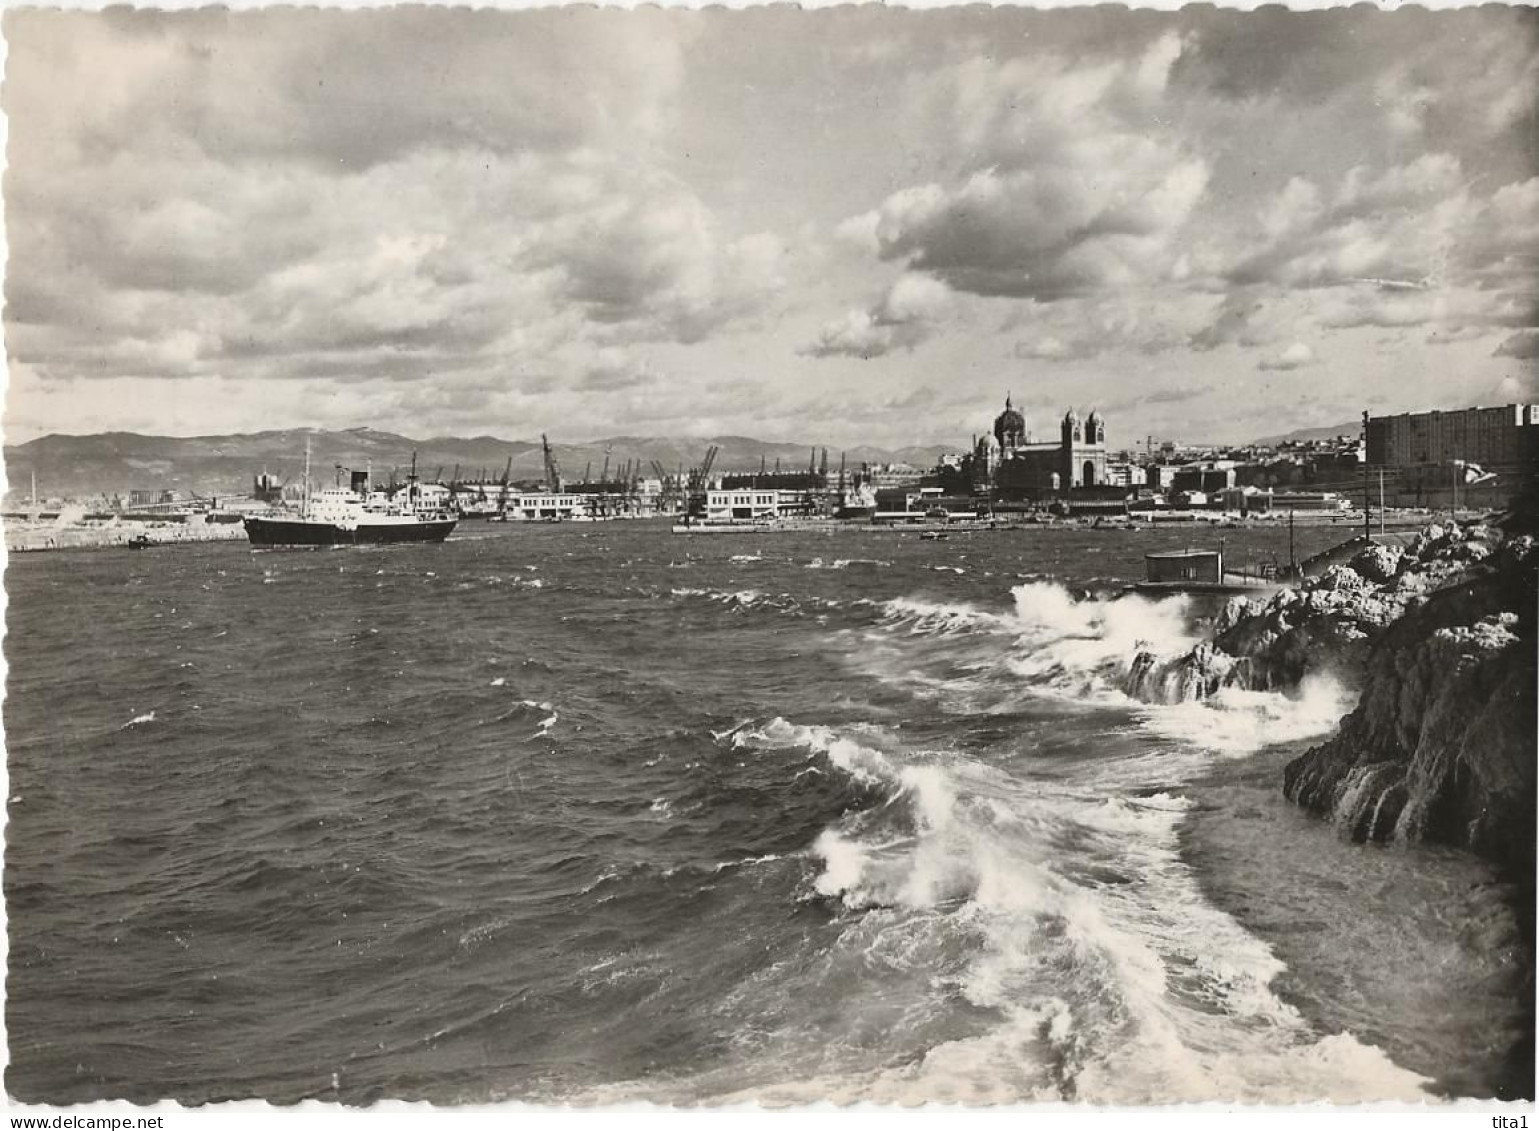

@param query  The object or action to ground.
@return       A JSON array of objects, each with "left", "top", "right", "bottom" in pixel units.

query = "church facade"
[{"left": 963, "top": 395, "right": 1109, "bottom": 501}]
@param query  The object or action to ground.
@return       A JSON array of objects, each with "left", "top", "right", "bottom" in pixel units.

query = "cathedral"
[{"left": 966, "top": 394, "right": 1108, "bottom": 500}]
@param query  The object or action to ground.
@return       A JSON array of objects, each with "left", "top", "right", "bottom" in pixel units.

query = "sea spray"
[{"left": 723, "top": 712, "right": 1432, "bottom": 1104}]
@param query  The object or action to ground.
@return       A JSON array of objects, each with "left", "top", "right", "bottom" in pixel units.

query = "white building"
[
  {"left": 706, "top": 489, "right": 779, "bottom": 522},
  {"left": 506, "top": 493, "right": 592, "bottom": 521}
]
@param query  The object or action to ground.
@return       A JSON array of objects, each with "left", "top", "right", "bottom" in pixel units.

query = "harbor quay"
[{"left": 3, "top": 512, "right": 247, "bottom": 554}]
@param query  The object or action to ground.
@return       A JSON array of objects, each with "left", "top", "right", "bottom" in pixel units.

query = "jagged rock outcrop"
[
  {"left": 1124, "top": 521, "right": 1508, "bottom": 704},
  {"left": 1282, "top": 535, "right": 1537, "bottom": 873}
]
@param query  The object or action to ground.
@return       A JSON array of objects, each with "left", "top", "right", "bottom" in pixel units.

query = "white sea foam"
[
  {"left": 1136, "top": 673, "right": 1353, "bottom": 756},
  {"left": 519, "top": 699, "right": 558, "bottom": 738},
  {"left": 726, "top": 713, "right": 1432, "bottom": 1105},
  {"left": 868, "top": 580, "right": 1352, "bottom": 759}
]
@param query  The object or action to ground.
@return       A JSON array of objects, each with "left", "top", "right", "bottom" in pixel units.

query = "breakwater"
[{"left": 4, "top": 514, "right": 248, "bottom": 553}]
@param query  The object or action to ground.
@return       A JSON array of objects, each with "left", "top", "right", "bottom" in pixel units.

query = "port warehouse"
[{"left": 9, "top": 399, "right": 1536, "bottom": 524}]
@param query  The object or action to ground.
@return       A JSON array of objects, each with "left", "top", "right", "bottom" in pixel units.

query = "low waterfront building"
[
  {"left": 506, "top": 493, "right": 592, "bottom": 520},
  {"left": 1145, "top": 549, "right": 1223, "bottom": 584},
  {"left": 706, "top": 489, "right": 779, "bottom": 522},
  {"left": 1271, "top": 490, "right": 1351, "bottom": 511},
  {"left": 1171, "top": 462, "right": 1238, "bottom": 495},
  {"left": 1217, "top": 486, "right": 1273, "bottom": 514}
]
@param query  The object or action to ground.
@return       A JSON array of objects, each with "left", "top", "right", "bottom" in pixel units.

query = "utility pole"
[
  {"left": 1289, "top": 509, "right": 1296, "bottom": 578},
  {"left": 1378, "top": 468, "right": 1385, "bottom": 536},
  {"left": 1362, "top": 410, "right": 1371, "bottom": 543}
]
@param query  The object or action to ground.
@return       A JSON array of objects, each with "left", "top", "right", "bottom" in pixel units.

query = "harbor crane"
[
  {"left": 497, "top": 456, "right": 513, "bottom": 519},
  {"left": 685, "top": 445, "right": 720, "bottom": 517},
  {"left": 541, "top": 434, "right": 563, "bottom": 493},
  {"left": 651, "top": 459, "right": 680, "bottom": 512}
]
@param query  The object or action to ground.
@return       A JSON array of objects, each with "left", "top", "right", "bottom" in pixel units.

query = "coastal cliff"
[
  {"left": 1127, "top": 521, "right": 1537, "bottom": 870},
  {"left": 1282, "top": 533, "right": 1536, "bottom": 870}
]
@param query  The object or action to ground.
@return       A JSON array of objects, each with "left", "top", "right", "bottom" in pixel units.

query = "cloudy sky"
[{"left": 4, "top": 5, "right": 1537, "bottom": 448}]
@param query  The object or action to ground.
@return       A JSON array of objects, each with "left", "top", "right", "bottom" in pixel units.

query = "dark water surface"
[{"left": 4, "top": 522, "right": 1523, "bottom": 1104}]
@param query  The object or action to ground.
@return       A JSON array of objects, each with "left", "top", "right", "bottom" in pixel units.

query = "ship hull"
[{"left": 244, "top": 515, "right": 457, "bottom": 547}]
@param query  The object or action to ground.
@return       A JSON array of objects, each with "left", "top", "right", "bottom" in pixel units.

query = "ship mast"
[{"left": 303, "top": 436, "right": 312, "bottom": 519}]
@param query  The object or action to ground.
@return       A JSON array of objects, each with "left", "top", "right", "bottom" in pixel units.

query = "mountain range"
[
  {"left": 3, "top": 428, "right": 954, "bottom": 501},
  {"left": 1249, "top": 421, "right": 1361, "bottom": 446}
]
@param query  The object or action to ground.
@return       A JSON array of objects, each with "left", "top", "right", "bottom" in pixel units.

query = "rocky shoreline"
[
  {"left": 1129, "top": 518, "right": 1536, "bottom": 872},
  {"left": 1130, "top": 513, "right": 1535, "bottom": 1098}
]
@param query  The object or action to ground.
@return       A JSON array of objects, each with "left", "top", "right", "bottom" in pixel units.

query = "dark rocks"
[
  {"left": 1122, "top": 519, "right": 1535, "bottom": 874},
  {"left": 1123, "top": 519, "right": 1515, "bottom": 705},
  {"left": 1282, "top": 533, "right": 1537, "bottom": 875}
]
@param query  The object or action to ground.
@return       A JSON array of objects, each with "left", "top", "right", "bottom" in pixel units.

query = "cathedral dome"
[
  {"left": 994, "top": 394, "right": 1026, "bottom": 450},
  {"left": 995, "top": 396, "right": 1024, "bottom": 432}
]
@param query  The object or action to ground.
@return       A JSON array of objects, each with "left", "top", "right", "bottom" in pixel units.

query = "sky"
[{"left": 3, "top": 5, "right": 1537, "bottom": 449}]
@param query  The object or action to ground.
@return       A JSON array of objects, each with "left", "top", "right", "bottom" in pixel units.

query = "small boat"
[
  {"left": 126, "top": 534, "right": 153, "bottom": 551},
  {"left": 920, "top": 531, "right": 949, "bottom": 541}
]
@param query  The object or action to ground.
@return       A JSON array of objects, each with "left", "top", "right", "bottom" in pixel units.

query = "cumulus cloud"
[
  {"left": 803, "top": 273, "right": 953, "bottom": 359},
  {"left": 1190, "top": 295, "right": 1285, "bottom": 351},
  {"left": 6, "top": 140, "right": 786, "bottom": 389},
  {"left": 3, "top": 9, "right": 691, "bottom": 173},
  {"left": 2, "top": 9, "right": 789, "bottom": 423},
  {"left": 1013, "top": 337, "right": 1076, "bottom": 361},
  {"left": 1186, "top": 155, "right": 1539, "bottom": 360},
  {"left": 1258, "top": 342, "right": 1316, "bottom": 372},
  {"left": 846, "top": 34, "right": 1209, "bottom": 304},
  {"left": 8, "top": 8, "right": 1539, "bottom": 443}
]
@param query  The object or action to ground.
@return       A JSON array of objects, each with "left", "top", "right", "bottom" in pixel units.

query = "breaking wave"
[
  {"left": 865, "top": 580, "right": 1348, "bottom": 756},
  {"left": 655, "top": 716, "right": 1432, "bottom": 1104}
]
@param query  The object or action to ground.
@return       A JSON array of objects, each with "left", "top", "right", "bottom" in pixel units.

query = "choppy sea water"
[{"left": 4, "top": 522, "right": 1527, "bottom": 1104}]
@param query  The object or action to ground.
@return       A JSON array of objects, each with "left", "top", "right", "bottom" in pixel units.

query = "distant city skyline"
[{"left": 4, "top": 6, "right": 1536, "bottom": 448}]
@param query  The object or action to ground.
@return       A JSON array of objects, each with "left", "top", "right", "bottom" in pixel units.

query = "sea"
[{"left": 4, "top": 521, "right": 1529, "bottom": 1106}]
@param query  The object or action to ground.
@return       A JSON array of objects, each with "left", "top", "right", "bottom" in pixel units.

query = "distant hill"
[
  {"left": 3, "top": 429, "right": 953, "bottom": 501},
  {"left": 1251, "top": 421, "right": 1360, "bottom": 446}
]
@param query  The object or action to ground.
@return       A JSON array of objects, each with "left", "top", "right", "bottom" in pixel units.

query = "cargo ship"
[{"left": 243, "top": 452, "right": 457, "bottom": 547}]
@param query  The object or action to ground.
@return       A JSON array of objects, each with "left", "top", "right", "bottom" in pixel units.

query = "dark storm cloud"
[
  {"left": 1493, "top": 330, "right": 1539, "bottom": 361},
  {"left": 3, "top": 10, "right": 786, "bottom": 409},
  {"left": 4, "top": 8, "right": 680, "bottom": 171},
  {"left": 6, "top": 6, "right": 1537, "bottom": 443}
]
